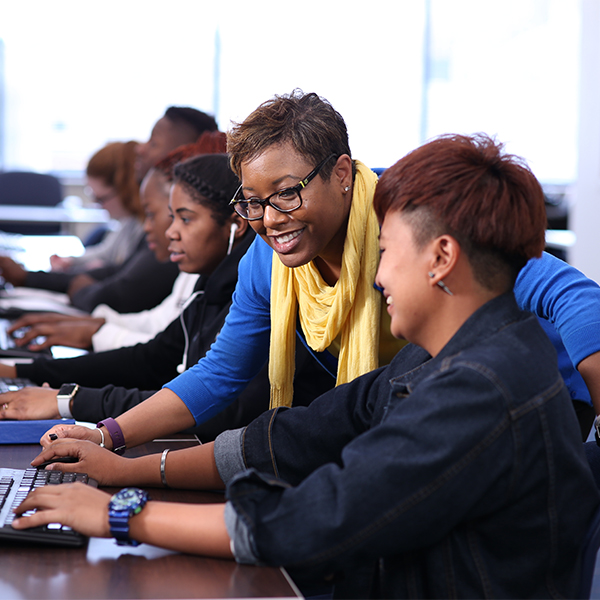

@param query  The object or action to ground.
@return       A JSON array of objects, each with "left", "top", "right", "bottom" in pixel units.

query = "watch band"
[
  {"left": 97, "top": 417, "right": 126, "bottom": 455},
  {"left": 108, "top": 488, "right": 149, "bottom": 546},
  {"left": 109, "top": 509, "right": 137, "bottom": 545},
  {"left": 57, "top": 383, "right": 79, "bottom": 419}
]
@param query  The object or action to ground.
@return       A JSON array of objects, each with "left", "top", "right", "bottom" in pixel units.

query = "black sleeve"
[
  {"left": 69, "top": 246, "right": 179, "bottom": 313},
  {"left": 16, "top": 312, "right": 185, "bottom": 389},
  {"left": 71, "top": 385, "right": 156, "bottom": 423},
  {"left": 23, "top": 271, "right": 74, "bottom": 293},
  {"left": 70, "top": 386, "right": 155, "bottom": 422},
  {"left": 79, "top": 263, "right": 121, "bottom": 281}
]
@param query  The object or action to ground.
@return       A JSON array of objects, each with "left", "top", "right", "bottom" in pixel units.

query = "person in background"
[
  {"left": 0, "top": 106, "right": 218, "bottom": 313},
  {"left": 6, "top": 132, "right": 227, "bottom": 352},
  {"left": 50, "top": 141, "right": 144, "bottom": 273},
  {"left": 134, "top": 106, "right": 218, "bottom": 182},
  {"left": 14, "top": 134, "right": 599, "bottom": 599},
  {"left": 0, "top": 153, "right": 333, "bottom": 441}
]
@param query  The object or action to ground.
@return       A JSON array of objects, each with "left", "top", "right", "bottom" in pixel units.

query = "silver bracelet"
[
  {"left": 97, "top": 427, "right": 105, "bottom": 448},
  {"left": 160, "top": 449, "right": 170, "bottom": 488}
]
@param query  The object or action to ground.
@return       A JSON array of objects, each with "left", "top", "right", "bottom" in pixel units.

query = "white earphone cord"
[
  {"left": 176, "top": 290, "right": 204, "bottom": 374},
  {"left": 178, "top": 223, "right": 238, "bottom": 374}
]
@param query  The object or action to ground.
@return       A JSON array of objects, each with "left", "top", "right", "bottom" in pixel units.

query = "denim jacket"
[{"left": 217, "top": 293, "right": 600, "bottom": 599}]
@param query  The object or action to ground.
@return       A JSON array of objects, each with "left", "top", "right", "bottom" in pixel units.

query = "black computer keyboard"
[
  {"left": 0, "top": 377, "right": 33, "bottom": 394},
  {"left": 0, "top": 467, "right": 97, "bottom": 547}
]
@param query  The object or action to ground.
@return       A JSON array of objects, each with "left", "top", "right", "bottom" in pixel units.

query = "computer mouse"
[{"left": 37, "top": 456, "right": 79, "bottom": 469}]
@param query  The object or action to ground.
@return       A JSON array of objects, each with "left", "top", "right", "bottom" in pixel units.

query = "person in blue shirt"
[
  {"left": 16, "top": 133, "right": 599, "bottom": 599},
  {"left": 31, "top": 90, "right": 600, "bottom": 453}
]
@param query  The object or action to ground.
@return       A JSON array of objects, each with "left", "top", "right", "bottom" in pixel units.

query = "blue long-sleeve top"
[{"left": 166, "top": 237, "right": 600, "bottom": 424}]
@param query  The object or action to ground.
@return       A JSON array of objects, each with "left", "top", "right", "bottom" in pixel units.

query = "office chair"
[
  {"left": 580, "top": 441, "right": 600, "bottom": 598},
  {"left": 0, "top": 171, "right": 63, "bottom": 235}
]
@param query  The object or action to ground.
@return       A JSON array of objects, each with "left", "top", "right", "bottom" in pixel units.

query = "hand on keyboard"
[
  {"left": 9, "top": 319, "right": 99, "bottom": 351},
  {"left": 0, "top": 386, "right": 60, "bottom": 420},
  {"left": 11, "top": 481, "right": 112, "bottom": 539},
  {"left": 32, "top": 439, "right": 130, "bottom": 487},
  {"left": 41, "top": 423, "right": 102, "bottom": 448}
]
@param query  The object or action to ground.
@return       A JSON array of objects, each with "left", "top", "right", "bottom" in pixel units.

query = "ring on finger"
[{"left": 2, "top": 403, "right": 8, "bottom": 410}]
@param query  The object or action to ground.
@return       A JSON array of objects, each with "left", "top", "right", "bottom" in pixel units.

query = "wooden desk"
[{"left": 0, "top": 438, "right": 300, "bottom": 599}]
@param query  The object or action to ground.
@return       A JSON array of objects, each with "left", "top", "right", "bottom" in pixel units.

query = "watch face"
[
  {"left": 110, "top": 488, "right": 147, "bottom": 511},
  {"left": 59, "top": 384, "right": 77, "bottom": 397}
]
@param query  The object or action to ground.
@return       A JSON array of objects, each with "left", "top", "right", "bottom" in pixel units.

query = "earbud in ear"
[
  {"left": 227, "top": 223, "right": 239, "bottom": 256},
  {"left": 176, "top": 363, "right": 185, "bottom": 374}
]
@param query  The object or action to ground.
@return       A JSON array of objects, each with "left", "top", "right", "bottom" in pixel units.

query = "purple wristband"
[{"left": 97, "top": 418, "right": 126, "bottom": 455}]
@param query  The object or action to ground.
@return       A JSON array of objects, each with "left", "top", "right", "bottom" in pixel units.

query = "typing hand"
[
  {"left": 0, "top": 387, "right": 60, "bottom": 420},
  {"left": 40, "top": 423, "right": 100, "bottom": 448},
  {"left": 11, "top": 319, "right": 102, "bottom": 350},
  {"left": 32, "top": 439, "right": 128, "bottom": 486},
  {"left": 11, "top": 482, "right": 112, "bottom": 538},
  {"left": 7, "top": 312, "right": 73, "bottom": 335}
]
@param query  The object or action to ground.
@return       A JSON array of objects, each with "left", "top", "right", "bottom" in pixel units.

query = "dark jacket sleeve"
[
  {"left": 24, "top": 270, "right": 74, "bottom": 293},
  {"left": 69, "top": 246, "right": 179, "bottom": 313},
  {"left": 17, "top": 313, "right": 185, "bottom": 389},
  {"left": 70, "top": 386, "right": 155, "bottom": 422}
]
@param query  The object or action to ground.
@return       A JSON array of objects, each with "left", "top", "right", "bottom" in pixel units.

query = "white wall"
[{"left": 572, "top": 0, "right": 600, "bottom": 283}]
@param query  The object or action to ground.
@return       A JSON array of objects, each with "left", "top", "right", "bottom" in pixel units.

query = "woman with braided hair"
[{"left": 0, "top": 153, "right": 331, "bottom": 439}]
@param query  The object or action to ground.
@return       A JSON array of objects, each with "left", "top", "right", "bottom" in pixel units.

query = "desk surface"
[
  {"left": 0, "top": 233, "right": 85, "bottom": 272},
  {"left": 0, "top": 437, "right": 300, "bottom": 600},
  {"left": 0, "top": 205, "right": 109, "bottom": 225}
]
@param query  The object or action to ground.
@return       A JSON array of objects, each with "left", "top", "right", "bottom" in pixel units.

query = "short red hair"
[{"left": 374, "top": 134, "right": 547, "bottom": 288}]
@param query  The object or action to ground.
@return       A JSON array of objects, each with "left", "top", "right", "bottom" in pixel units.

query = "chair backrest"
[
  {"left": 0, "top": 171, "right": 63, "bottom": 234},
  {"left": 580, "top": 441, "right": 600, "bottom": 598}
]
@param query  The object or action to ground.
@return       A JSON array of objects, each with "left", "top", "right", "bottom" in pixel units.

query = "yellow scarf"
[{"left": 269, "top": 161, "right": 380, "bottom": 409}]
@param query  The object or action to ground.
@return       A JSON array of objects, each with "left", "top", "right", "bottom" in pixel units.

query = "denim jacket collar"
[{"left": 390, "top": 291, "right": 523, "bottom": 395}]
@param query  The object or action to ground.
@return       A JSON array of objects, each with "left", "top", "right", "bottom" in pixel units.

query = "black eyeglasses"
[{"left": 229, "top": 154, "right": 337, "bottom": 221}]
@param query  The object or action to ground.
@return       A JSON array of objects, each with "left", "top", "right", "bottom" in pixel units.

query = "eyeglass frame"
[{"left": 229, "top": 153, "right": 337, "bottom": 221}]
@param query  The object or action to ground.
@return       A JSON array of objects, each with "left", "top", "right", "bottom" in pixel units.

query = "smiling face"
[
  {"left": 166, "top": 182, "right": 232, "bottom": 275},
  {"left": 375, "top": 211, "right": 436, "bottom": 345},
  {"left": 140, "top": 169, "right": 172, "bottom": 263},
  {"left": 240, "top": 143, "right": 353, "bottom": 285}
]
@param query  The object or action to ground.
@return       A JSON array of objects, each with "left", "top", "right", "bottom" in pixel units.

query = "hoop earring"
[{"left": 428, "top": 271, "right": 453, "bottom": 296}]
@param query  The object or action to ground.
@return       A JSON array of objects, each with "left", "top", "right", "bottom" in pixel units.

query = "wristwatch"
[
  {"left": 108, "top": 487, "right": 149, "bottom": 546},
  {"left": 56, "top": 383, "right": 79, "bottom": 419},
  {"left": 96, "top": 417, "right": 126, "bottom": 455}
]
